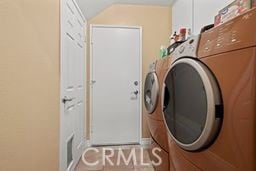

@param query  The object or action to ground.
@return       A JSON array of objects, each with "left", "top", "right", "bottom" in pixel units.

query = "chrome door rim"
[
  {"left": 144, "top": 72, "right": 159, "bottom": 114},
  {"left": 162, "top": 58, "right": 222, "bottom": 151}
]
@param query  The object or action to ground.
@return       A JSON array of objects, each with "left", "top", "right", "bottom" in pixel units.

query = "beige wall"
[
  {"left": 0, "top": 0, "right": 60, "bottom": 170},
  {"left": 87, "top": 4, "right": 172, "bottom": 138}
]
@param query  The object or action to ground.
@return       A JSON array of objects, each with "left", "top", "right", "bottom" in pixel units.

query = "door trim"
[{"left": 89, "top": 24, "right": 143, "bottom": 145}]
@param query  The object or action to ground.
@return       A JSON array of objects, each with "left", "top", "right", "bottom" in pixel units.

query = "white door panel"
[
  {"left": 60, "top": 0, "right": 86, "bottom": 170},
  {"left": 91, "top": 26, "right": 141, "bottom": 145}
]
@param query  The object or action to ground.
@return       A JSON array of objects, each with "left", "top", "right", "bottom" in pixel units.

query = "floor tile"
[{"left": 75, "top": 145, "right": 155, "bottom": 171}]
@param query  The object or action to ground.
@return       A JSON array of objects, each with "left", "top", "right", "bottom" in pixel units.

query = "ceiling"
[{"left": 76, "top": 0, "right": 174, "bottom": 19}]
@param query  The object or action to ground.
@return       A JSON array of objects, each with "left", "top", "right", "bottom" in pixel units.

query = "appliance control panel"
[
  {"left": 201, "top": 24, "right": 240, "bottom": 54},
  {"left": 198, "top": 9, "right": 256, "bottom": 57},
  {"left": 172, "top": 35, "right": 201, "bottom": 63}
]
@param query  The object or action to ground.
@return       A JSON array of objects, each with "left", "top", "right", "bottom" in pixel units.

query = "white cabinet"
[
  {"left": 172, "top": 0, "right": 193, "bottom": 34},
  {"left": 172, "top": 0, "right": 234, "bottom": 34},
  {"left": 194, "top": 0, "right": 234, "bottom": 34}
]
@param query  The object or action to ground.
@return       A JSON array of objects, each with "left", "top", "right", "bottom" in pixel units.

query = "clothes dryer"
[{"left": 163, "top": 9, "right": 256, "bottom": 171}]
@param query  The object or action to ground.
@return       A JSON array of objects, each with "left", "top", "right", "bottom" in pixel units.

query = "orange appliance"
[
  {"left": 144, "top": 57, "right": 174, "bottom": 171},
  {"left": 162, "top": 9, "right": 256, "bottom": 171}
]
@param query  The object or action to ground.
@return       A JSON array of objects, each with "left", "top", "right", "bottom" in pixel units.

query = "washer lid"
[
  {"left": 144, "top": 72, "right": 159, "bottom": 114},
  {"left": 163, "top": 58, "right": 223, "bottom": 151}
]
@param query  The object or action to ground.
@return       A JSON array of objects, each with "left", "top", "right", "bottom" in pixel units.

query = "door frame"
[{"left": 89, "top": 24, "right": 143, "bottom": 145}]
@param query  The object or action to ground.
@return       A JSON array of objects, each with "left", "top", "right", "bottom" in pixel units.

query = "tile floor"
[{"left": 75, "top": 145, "right": 155, "bottom": 171}]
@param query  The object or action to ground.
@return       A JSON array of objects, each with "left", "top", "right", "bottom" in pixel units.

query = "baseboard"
[{"left": 85, "top": 138, "right": 152, "bottom": 147}]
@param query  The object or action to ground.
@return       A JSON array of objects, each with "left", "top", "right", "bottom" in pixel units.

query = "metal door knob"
[{"left": 91, "top": 80, "right": 96, "bottom": 85}]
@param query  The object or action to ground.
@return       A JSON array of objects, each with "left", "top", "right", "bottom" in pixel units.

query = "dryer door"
[
  {"left": 144, "top": 72, "right": 159, "bottom": 114},
  {"left": 163, "top": 58, "right": 223, "bottom": 151}
]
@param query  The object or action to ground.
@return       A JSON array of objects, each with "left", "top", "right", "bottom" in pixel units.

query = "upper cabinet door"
[
  {"left": 172, "top": 0, "right": 193, "bottom": 33},
  {"left": 193, "top": 0, "right": 234, "bottom": 34},
  {"left": 172, "top": 0, "right": 235, "bottom": 35}
]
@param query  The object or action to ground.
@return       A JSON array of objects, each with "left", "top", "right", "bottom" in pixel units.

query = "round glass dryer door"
[
  {"left": 163, "top": 58, "right": 223, "bottom": 151},
  {"left": 144, "top": 72, "right": 159, "bottom": 114}
]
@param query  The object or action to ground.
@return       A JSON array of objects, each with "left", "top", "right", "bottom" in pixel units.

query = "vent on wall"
[{"left": 67, "top": 135, "right": 74, "bottom": 169}]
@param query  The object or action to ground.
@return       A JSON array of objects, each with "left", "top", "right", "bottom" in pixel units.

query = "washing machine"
[
  {"left": 162, "top": 9, "right": 256, "bottom": 171},
  {"left": 144, "top": 57, "right": 174, "bottom": 171}
]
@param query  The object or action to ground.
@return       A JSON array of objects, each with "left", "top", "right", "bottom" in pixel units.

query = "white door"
[
  {"left": 90, "top": 25, "right": 141, "bottom": 145},
  {"left": 60, "top": 0, "right": 86, "bottom": 170}
]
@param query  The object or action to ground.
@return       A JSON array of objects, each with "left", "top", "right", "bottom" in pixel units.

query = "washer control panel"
[{"left": 172, "top": 35, "right": 201, "bottom": 62}]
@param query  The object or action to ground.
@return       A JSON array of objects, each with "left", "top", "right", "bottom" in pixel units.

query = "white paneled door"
[
  {"left": 90, "top": 25, "right": 141, "bottom": 146},
  {"left": 60, "top": 0, "right": 86, "bottom": 171}
]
